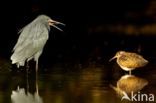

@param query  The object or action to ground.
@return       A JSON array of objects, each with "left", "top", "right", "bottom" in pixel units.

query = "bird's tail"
[{"left": 11, "top": 52, "right": 25, "bottom": 67}]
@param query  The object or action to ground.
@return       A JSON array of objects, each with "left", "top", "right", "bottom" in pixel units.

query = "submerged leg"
[
  {"left": 129, "top": 70, "right": 132, "bottom": 75},
  {"left": 36, "top": 70, "right": 38, "bottom": 95}
]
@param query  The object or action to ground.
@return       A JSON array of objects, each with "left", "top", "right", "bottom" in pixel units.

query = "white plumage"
[{"left": 11, "top": 15, "right": 65, "bottom": 71}]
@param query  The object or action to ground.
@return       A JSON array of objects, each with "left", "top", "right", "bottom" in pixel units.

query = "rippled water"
[{"left": 0, "top": 61, "right": 155, "bottom": 103}]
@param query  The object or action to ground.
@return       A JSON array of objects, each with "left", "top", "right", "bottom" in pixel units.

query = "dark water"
[
  {"left": 0, "top": 60, "right": 155, "bottom": 103},
  {"left": 0, "top": 35, "right": 156, "bottom": 103}
]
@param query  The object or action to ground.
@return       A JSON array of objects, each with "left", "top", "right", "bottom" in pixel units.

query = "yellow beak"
[
  {"left": 109, "top": 56, "right": 117, "bottom": 62},
  {"left": 48, "top": 19, "right": 65, "bottom": 31}
]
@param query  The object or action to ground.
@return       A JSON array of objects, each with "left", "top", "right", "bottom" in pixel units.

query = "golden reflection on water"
[
  {"left": 8, "top": 63, "right": 156, "bottom": 103},
  {"left": 110, "top": 74, "right": 148, "bottom": 97}
]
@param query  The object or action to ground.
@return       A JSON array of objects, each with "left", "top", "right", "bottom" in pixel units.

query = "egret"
[{"left": 11, "top": 14, "right": 65, "bottom": 71}]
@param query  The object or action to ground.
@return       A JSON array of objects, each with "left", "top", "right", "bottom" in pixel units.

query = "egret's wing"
[
  {"left": 13, "top": 22, "right": 34, "bottom": 51},
  {"left": 13, "top": 18, "right": 45, "bottom": 51},
  {"left": 11, "top": 23, "right": 49, "bottom": 63}
]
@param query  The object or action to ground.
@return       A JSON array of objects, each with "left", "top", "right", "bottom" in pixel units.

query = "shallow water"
[{"left": 0, "top": 61, "right": 155, "bottom": 103}]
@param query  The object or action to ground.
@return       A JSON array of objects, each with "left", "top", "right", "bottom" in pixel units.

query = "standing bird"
[
  {"left": 109, "top": 51, "right": 148, "bottom": 74},
  {"left": 11, "top": 15, "right": 65, "bottom": 71}
]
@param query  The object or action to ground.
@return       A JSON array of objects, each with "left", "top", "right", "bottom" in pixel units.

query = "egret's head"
[
  {"left": 109, "top": 51, "right": 126, "bottom": 62},
  {"left": 37, "top": 15, "right": 65, "bottom": 31}
]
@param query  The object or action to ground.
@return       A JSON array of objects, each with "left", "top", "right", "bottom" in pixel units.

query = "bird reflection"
[
  {"left": 11, "top": 87, "right": 43, "bottom": 103},
  {"left": 110, "top": 75, "right": 148, "bottom": 97},
  {"left": 11, "top": 73, "right": 42, "bottom": 103}
]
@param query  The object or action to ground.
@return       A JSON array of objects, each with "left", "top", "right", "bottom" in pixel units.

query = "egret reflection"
[
  {"left": 11, "top": 71, "right": 42, "bottom": 103},
  {"left": 11, "top": 86, "right": 43, "bottom": 103}
]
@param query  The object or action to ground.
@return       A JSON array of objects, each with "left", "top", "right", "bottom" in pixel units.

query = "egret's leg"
[
  {"left": 26, "top": 61, "right": 29, "bottom": 92},
  {"left": 34, "top": 51, "right": 42, "bottom": 72},
  {"left": 26, "top": 69, "right": 29, "bottom": 92},
  {"left": 26, "top": 61, "right": 29, "bottom": 72},
  {"left": 35, "top": 60, "right": 39, "bottom": 94},
  {"left": 36, "top": 60, "right": 38, "bottom": 72},
  {"left": 35, "top": 60, "right": 38, "bottom": 94}
]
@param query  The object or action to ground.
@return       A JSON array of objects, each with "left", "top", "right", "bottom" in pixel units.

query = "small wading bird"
[
  {"left": 11, "top": 15, "right": 65, "bottom": 71},
  {"left": 109, "top": 51, "right": 148, "bottom": 75}
]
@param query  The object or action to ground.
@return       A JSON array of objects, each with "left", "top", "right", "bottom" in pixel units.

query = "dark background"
[{"left": 0, "top": 0, "right": 155, "bottom": 68}]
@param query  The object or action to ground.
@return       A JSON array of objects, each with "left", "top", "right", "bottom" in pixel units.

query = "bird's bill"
[
  {"left": 109, "top": 56, "right": 117, "bottom": 62},
  {"left": 48, "top": 19, "right": 65, "bottom": 31},
  {"left": 51, "top": 25, "right": 64, "bottom": 31},
  {"left": 48, "top": 19, "right": 65, "bottom": 25}
]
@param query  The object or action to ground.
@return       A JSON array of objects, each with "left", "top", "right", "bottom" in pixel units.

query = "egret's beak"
[
  {"left": 48, "top": 19, "right": 65, "bottom": 31},
  {"left": 109, "top": 56, "right": 117, "bottom": 62}
]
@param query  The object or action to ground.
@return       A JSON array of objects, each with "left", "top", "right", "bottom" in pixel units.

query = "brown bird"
[{"left": 109, "top": 51, "right": 148, "bottom": 74}]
